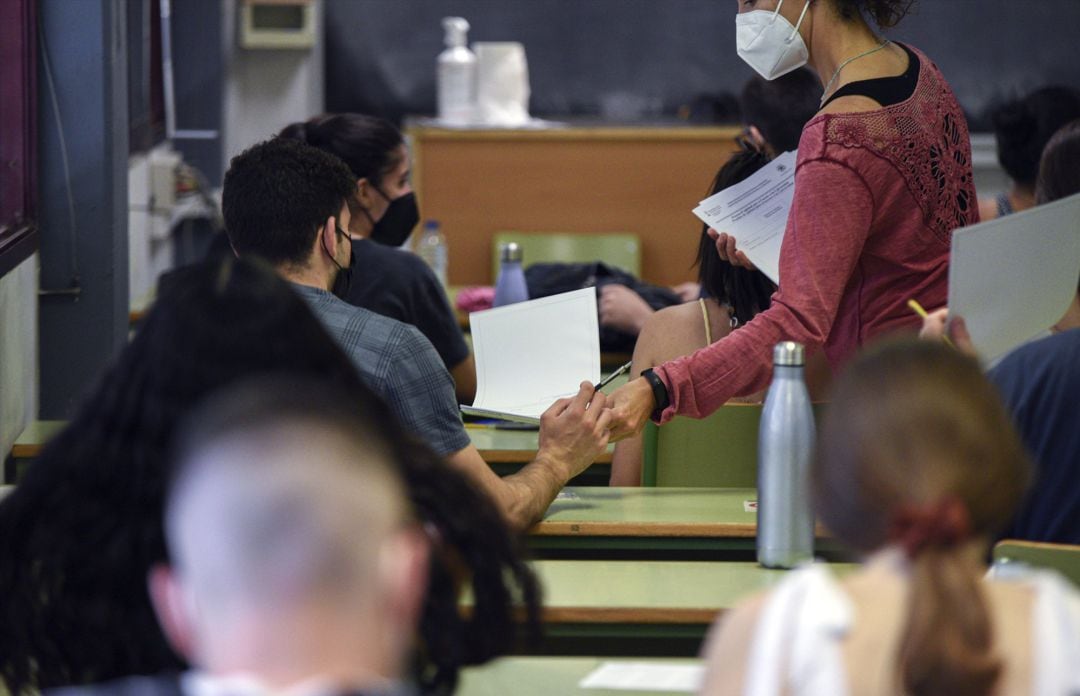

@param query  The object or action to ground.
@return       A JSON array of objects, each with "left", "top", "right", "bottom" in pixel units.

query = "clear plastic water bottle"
[
  {"left": 493, "top": 242, "right": 529, "bottom": 307},
  {"left": 757, "top": 341, "right": 815, "bottom": 569},
  {"left": 416, "top": 219, "right": 448, "bottom": 287},
  {"left": 437, "top": 17, "right": 477, "bottom": 125}
]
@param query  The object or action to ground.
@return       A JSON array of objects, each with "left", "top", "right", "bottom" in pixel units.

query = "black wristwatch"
[{"left": 641, "top": 368, "right": 670, "bottom": 421}]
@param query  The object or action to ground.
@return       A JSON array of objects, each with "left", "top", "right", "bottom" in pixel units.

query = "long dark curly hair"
[{"left": 0, "top": 257, "right": 539, "bottom": 694}]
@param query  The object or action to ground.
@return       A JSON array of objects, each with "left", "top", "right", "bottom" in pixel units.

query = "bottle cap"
[
  {"left": 500, "top": 242, "right": 523, "bottom": 263},
  {"left": 773, "top": 341, "right": 805, "bottom": 366},
  {"left": 424, "top": 219, "right": 439, "bottom": 230},
  {"left": 442, "top": 17, "right": 470, "bottom": 48}
]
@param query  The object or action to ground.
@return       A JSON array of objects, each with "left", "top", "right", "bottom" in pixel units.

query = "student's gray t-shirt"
[{"left": 292, "top": 283, "right": 470, "bottom": 457}]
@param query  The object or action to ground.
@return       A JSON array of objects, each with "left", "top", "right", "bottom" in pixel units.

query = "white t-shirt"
[{"left": 740, "top": 558, "right": 1080, "bottom": 696}]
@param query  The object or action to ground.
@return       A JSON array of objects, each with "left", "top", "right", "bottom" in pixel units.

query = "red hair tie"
[{"left": 887, "top": 497, "right": 972, "bottom": 558}]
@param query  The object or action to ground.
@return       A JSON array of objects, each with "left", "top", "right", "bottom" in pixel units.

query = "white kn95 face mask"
[{"left": 736, "top": 0, "right": 812, "bottom": 81}]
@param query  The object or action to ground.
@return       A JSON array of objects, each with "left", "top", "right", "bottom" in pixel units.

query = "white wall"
[
  {"left": 221, "top": 0, "right": 325, "bottom": 169},
  {"left": 0, "top": 256, "right": 39, "bottom": 456}
]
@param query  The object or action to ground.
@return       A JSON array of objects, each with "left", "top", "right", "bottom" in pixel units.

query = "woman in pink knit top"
[{"left": 609, "top": 0, "right": 977, "bottom": 434}]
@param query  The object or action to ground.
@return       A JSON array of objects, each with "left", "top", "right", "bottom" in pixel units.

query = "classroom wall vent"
[{"left": 239, "top": 0, "right": 315, "bottom": 50}]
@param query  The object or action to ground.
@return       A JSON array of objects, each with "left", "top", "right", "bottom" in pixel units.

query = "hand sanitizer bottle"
[
  {"left": 757, "top": 341, "right": 815, "bottom": 569},
  {"left": 437, "top": 17, "right": 476, "bottom": 125}
]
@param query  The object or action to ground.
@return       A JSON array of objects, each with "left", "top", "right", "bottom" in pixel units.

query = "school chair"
[
  {"left": 491, "top": 231, "right": 641, "bottom": 282},
  {"left": 641, "top": 403, "right": 825, "bottom": 487},
  {"left": 992, "top": 539, "right": 1080, "bottom": 587}
]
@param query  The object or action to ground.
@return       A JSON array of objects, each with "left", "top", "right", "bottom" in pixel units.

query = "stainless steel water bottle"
[
  {"left": 756, "top": 341, "right": 815, "bottom": 569},
  {"left": 493, "top": 242, "right": 529, "bottom": 307}
]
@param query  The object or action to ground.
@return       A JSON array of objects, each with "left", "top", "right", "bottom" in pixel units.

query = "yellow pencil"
[
  {"left": 907, "top": 299, "right": 954, "bottom": 348},
  {"left": 907, "top": 298, "right": 929, "bottom": 319}
]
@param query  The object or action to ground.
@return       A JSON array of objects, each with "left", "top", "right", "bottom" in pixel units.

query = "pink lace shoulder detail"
[{"left": 812, "top": 48, "right": 977, "bottom": 243}]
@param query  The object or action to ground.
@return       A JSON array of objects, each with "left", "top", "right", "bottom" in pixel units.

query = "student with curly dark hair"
[
  {"left": 610, "top": 0, "right": 979, "bottom": 439},
  {"left": 0, "top": 258, "right": 539, "bottom": 694},
  {"left": 51, "top": 376, "right": 433, "bottom": 696},
  {"left": 279, "top": 114, "right": 478, "bottom": 404},
  {"left": 222, "top": 137, "right": 610, "bottom": 531},
  {"left": 978, "top": 86, "right": 1080, "bottom": 221},
  {"left": 701, "top": 341, "right": 1080, "bottom": 696}
]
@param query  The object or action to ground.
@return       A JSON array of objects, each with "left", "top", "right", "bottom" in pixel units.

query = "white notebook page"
[{"left": 466, "top": 288, "right": 601, "bottom": 421}]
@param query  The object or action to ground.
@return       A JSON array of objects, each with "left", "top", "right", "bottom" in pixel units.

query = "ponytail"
[
  {"left": 898, "top": 548, "right": 1001, "bottom": 696},
  {"left": 815, "top": 342, "right": 1033, "bottom": 696}
]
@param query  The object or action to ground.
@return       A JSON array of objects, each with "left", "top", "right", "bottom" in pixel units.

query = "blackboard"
[{"left": 326, "top": 0, "right": 1080, "bottom": 129}]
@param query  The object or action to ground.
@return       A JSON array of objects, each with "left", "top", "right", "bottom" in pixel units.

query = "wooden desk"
[
  {"left": 469, "top": 427, "right": 612, "bottom": 486},
  {"left": 530, "top": 487, "right": 756, "bottom": 559},
  {"left": 5, "top": 420, "right": 64, "bottom": 483},
  {"left": 529, "top": 487, "right": 845, "bottom": 560},
  {"left": 482, "top": 559, "right": 853, "bottom": 655},
  {"left": 9, "top": 420, "right": 607, "bottom": 463},
  {"left": 9, "top": 420, "right": 63, "bottom": 459},
  {"left": 408, "top": 124, "right": 740, "bottom": 287},
  {"left": 129, "top": 289, "right": 155, "bottom": 326},
  {"left": 6, "top": 421, "right": 614, "bottom": 485},
  {"left": 535, "top": 559, "right": 787, "bottom": 625},
  {"left": 536, "top": 487, "right": 757, "bottom": 538},
  {"left": 458, "top": 656, "right": 701, "bottom": 696}
]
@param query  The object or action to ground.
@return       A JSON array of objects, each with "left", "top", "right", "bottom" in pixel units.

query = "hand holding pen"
[{"left": 594, "top": 360, "right": 633, "bottom": 393}]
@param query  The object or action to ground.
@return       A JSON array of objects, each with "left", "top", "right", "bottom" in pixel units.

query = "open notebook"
[{"left": 462, "top": 288, "right": 601, "bottom": 424}]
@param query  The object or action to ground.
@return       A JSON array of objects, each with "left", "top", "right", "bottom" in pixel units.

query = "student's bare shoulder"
[
  {"left": 637, "top": 302, "right": 708, "bottom": 359},
  {"left": 699, "top": 591, "right": 771, "bottom": 696},
  {"left": 648, "top": 301, "right": 705, "bottom": 328}
]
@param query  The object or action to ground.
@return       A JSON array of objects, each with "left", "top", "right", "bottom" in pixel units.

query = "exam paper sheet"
[
  {"left": 948, "top": 191, "right": 1080, "bottom": 363},
  {"left": 464, "top": 288, "right": 601, "bottom": 423},
  {"left": 692, "top": 149, "right": 797, "bottom": 285},
  {"left": 579, "top": 662, "right": 704, "bottom": 692}
]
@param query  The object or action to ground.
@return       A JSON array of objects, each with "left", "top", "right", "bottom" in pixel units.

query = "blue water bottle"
[
  {"left": 493, "top": 241, "right": 529, "bottom": 307},
  {"left": 757, "top": 341, "right": 815, "bottom": 569}
]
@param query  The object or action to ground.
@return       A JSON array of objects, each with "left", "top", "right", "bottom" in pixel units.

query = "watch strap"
[{"left": 641, "top": 368, "right": 670, "bottom": 421}]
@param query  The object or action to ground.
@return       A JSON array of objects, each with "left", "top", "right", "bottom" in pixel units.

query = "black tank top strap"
[{"left": 820, "top": 42, "right": 920, "bottom": 110}]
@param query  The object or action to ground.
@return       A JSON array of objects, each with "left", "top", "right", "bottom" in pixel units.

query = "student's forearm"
[
  {"left": 446, "top": 444, "right": 569, "bottom": 531},
  {"left": 500, "top": 452, "right": 575, "bottom": 529}
]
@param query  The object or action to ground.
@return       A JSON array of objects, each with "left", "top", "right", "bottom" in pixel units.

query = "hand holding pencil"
[{"left": 910, "top": 300, "right": 976, "bottom": 357}]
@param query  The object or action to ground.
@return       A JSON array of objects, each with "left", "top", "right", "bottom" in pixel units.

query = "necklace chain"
[{"left": 820, "top": 39, "right": 892, "bottom": 107}]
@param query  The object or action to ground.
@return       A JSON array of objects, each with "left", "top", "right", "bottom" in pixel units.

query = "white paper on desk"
[
  {"left": 579, "top": 662, "right": 704, "bottom": 692},
  {"left": 691, "top": 150, "right": 797, "bottom": 285},
  {"left": 463, "top": 288, "right": 600, "bottom": 424},
  {"left": 948, "top": 191, "right": 1080, "bottom": 364}
]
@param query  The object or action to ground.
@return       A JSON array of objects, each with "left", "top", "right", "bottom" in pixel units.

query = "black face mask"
[
  {"left": 326, "top": 232, "right": 354, "bottom": 300},
  {"left": 369, "top": 190, "right": 420, "bottom": 247}
]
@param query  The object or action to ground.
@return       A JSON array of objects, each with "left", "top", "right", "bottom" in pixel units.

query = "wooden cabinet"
[{"left": 407, "top": 124, "right": 741, "bottom": 287}]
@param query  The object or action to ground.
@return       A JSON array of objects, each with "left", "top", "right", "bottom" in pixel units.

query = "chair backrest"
[
  {"left": 491, "top": 231, "right": 641, "bottom": 282},
  {"left": 992, "top": 539, "right": 1080, "bottom": 587},
  {"left": 642, "top": 403, "right": 824, "bottom": 488}
]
